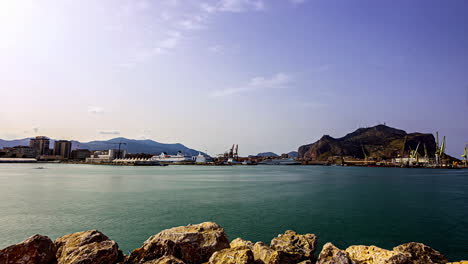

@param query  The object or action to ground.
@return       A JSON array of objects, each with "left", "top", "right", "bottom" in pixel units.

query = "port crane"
[
  {"left": 435, "top": 134, "right": 446, "bottom": 166},
  {"left": 361, "top": 144, "right": 368, "bottom": 162},
  {"left": 104, "top": 142, "right": 127, "bottom": 159},
  {"left": 409, "top": 142, "right": 420, "bottom": 162},
  {"left": 462, "top": 142, "right": 468, "bottom": 167}
]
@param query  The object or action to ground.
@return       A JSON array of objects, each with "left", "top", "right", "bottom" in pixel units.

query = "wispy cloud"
[
  {"left": 211, "top": 72, "right": 291, "bottom": 97},
  {"left": 24, "top": 126, "right": 40, "bottom": 134},
  {"left": 201, "top": 0, "right": 265, "bottom": 13},
  {"left": 98, "top": 130, "right": 121, "bottom": 135},
  {"left": 88, "top": 106, "right": 104, "bottom": 114}
]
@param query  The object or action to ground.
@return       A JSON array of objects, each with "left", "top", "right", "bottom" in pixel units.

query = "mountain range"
[{"left": 0, "top": 137, "right": 202, "bottom": 156}]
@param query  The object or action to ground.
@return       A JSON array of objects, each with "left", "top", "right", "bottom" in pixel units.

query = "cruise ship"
[{"left": 150, "top": 151, "right": 193, "bottom": 163}]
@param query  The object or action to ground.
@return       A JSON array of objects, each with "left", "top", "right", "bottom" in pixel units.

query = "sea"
[{"left": 0, "top": 164, "right": 467, "bottom": 260}]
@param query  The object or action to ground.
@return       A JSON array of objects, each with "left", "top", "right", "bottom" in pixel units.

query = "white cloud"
[
  {"left": 88, "top": 106, "right": 104, "bottom": 114},
  {"left": 98, "top": 130, "right": 121, "bottom": 135},
  {"left": 211, "top": 72, "right": 291, "bottom": 97},
  {"left": 201, "top": 0, "right": 265, "bottom": 13}
]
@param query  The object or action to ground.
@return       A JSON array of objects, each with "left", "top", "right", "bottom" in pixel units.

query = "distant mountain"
[
  {"left": 249, "top": 152, "right": 279, "bottom": 158},
  {"left": 0, "top": 138, "right": 31, "bottom": 148},
  {"left": 0, "top": 137, "right": 203, "bottom": 156},
  {"left": 298, "top": 125, "right": 436, "bottom": 161},
  {"left": 287, "top": 151, "right": 298, "bottom": 158}
]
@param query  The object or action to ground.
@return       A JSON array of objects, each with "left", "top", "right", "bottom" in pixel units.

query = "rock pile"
[{"left": 0, "top": 222, "right": 464, "bottom": 264}]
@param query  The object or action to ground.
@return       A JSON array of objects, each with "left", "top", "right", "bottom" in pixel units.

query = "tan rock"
[
  {"left": 208, "top": 247, "right": 255, "bottom": 264},
  {"left": 0, "top": 235, "right": 56, "bottom": 264},
  {"left": 317, "top": 243, "right": 353, "bottom": 264},
  {"left": 143, "top": 255, "right": 186, "bottom": 264},
  {"left": 393, "top": 242, "right": 448, "bottom": 264},
  {"left": 252, "top": 242, "right": 297, "bottom": 264},
  {"left": 230, "top": 238, "right": 254, "bottom": 249},
  {"left": 126, "top": 222, "right": 229, "bottom": 264},
  {"left": 345, "top": 245, "right": 409, "bottom": 264},
  {"left": 447, "top": 261, "right": 468, "bottom": 264},
  {"left": 270, "top": 230, "right": 318, "bottom": 262},
  {"left": 55, "top": 229, "right": 122, "bottom": 264}
]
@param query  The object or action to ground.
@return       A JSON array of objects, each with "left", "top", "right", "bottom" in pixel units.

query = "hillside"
[
  {"left": 0, "top": 137, "right": 202, "bottom": 156},
  {"left": 298, "top": 125, "right": 436, "bottom": 161}
]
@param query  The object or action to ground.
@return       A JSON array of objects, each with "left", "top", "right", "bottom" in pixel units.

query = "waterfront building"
[
  {"left": 70, "top": 149, "right": 91, "bottom": 160},
  {"left": 30, "top": 136, "right": 50, "bottom": 156},
  {"left": 0, "top": 146, "right": 35, "bottom": 158},
  {"left": 53, "top": 140, "right": 72, "bottom": 159},
  {"left": 86, "top": 149, "right": 127, "bottom": 163}
]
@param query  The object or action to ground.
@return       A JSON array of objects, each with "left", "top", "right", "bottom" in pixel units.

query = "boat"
[
  {"left": 150, "top": 151, "right": 194, "bottom": 163},
  {"left": 258, "top": 158, "right": 301, "bottom": 165}
]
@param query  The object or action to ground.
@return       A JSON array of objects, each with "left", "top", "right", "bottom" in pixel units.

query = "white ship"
[{"left": 150, "top": 151, "right": 193, "bottom": 163}]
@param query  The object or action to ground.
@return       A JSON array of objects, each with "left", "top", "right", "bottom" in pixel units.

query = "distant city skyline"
[{"left": 1, "top": 0, "right": 467, "bottom": 157}]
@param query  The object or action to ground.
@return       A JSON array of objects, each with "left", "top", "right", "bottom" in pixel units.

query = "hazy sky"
[{"left": 1, "top": 0, "right": 467, "bottom": 156}]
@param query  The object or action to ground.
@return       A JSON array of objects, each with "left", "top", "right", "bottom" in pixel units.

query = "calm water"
[{"left": 0, "top": 164, "right": 467, "bottom": 260}]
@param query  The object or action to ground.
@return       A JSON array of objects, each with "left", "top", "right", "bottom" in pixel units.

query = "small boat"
[{"left": 34, "top": 167, "right": 45, "bottom": 169}]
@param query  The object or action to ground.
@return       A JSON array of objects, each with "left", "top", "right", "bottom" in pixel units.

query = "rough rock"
[
  {"left": 317, "top": 243, "right": 353, "bottom": 264},
  {"left": 142, "top": 255, "right": 185, "bottom": 264},
  {"left": 447, "top": 262, "right": 468, "bottom": 264},
  {"left": 393, "top": 242, "right": 448, "bottom": 264},
  {"left": 54, "top": 229, "right": 122, "bottom": 264},
  {"left": 252, "top": 242, "right": 298, "bottom": 264},
  {"left": 270, "top": 230, "right": 318, "bottom": 262},
  {"left": 0, "top": 235, "right": 56, "bottom": 264},
  {"left": 230, "top": 238, "right": 254, "bottom": 249},
  {"left": 345, "top": 245, "right": 409, "bottom": 264},
  {"left": 126, "top": 222, "right": 229, "bottom": 264},
  {"left": 208, "top": 247, "right": 255, "bottom": 264}
]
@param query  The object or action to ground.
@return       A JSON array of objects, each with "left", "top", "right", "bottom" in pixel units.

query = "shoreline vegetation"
[{"left": 0, "top": 222, "right": 466, "bottom": 264}]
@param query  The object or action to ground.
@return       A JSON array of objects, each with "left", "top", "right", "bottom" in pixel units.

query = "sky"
[{"left": 0, "top": 0, "right": 467, "bottom": 157}]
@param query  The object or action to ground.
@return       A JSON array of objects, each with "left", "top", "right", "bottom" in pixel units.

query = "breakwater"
[{"left": 1, "top": 222, "right": 466, "bottom": 264}]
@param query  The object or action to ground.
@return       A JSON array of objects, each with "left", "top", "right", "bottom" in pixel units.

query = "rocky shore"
[{"left": 0, "top": 222, "right": 465, "bottom": 264}]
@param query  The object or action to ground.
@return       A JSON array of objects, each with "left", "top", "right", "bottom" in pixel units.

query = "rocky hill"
[{"left": 298, "top": 125, "right": 436, "bottom": 161}]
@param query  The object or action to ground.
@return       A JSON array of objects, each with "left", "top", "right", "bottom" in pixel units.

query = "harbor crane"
[
  {"left": 104, "top": 142, "right": 127, "bottom": 159},
  {"left": 410, "top": 142, "right": 420, "bottom": 162},
  {"left": 434, "top": 132, "right": 446, "bottom": 166},
  {"left": 462, "top": 142, "right": 468, "bottom": 167}
]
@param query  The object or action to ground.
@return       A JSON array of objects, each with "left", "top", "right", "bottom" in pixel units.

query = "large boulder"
[
  {"left": 345, "top": 245, "right": 409, "bottom": 264},
  {"left": 208, "top": 247, "right": 255, "bottom": 264},
  {"left": 142, "top": 256, "right": 185, "bottom": 264},
  {"left": 393, "top": 242, "right": 448, "bottom": 264},
  {"left": 230, "top": 238, "right": 254, "bottom": 250},
  {"left": 317, "top": 243, "right": 353, "bottom": 264},
  {"left": 0, "top": 235, "right": 56, "bottom": 264},
  {"left": 270, "top": 230, "right": 318, "bottom": 262},
  {"left": 252, "top": 242, "right": 296, "bottom": 264},
  {"left": 126, "top": 222, "right": 230, "bottom": 264},
  {"left": 54, "top": 229, "right": 122, "bottom": 264}
]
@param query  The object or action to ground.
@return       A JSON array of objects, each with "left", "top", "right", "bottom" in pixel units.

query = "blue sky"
[{"left": 0, "top": 0, "right": 467, "bottom": 156}]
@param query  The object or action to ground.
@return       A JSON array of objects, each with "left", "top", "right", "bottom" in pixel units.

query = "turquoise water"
[{"left": 0, "top": 164, "right": 467, "bottom": 260}]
